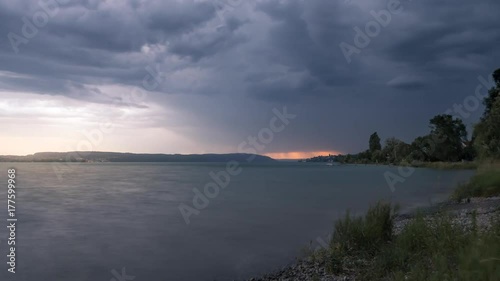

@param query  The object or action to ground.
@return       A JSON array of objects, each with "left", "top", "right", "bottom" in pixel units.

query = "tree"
[
  {"left": 428, "top": 114, "right": 468, "bottom": 162},
  {"left": 462, "top": 140, "right": 476, "bottom": 161},
  {"left": 382, "top": 137, "right": 411, "bottom": 164},
  {"left": 345, "top": 154, "right": 353, "bottom": 163},
  {"left": 474, "top": 98, "right": 500, "bottom": 159},
  {"left": 371, "top": 150, "right": 384, "bottom": 163},
  {"left": 473, "top": 68, "right": 500, "bottom": 159},
  {"left": 369, "top": 132, "right": 382, "bottom": 152},
  {"left": 358, "top": 150, "right": 372, "bottom": 163},
  {"left": 409, "top": 136, "right": 432, "bottom": 162},
  {"left": 483, "top": 68, "right": 500, "bottom": 118}
]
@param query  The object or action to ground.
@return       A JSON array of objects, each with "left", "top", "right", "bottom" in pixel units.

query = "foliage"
[
  {"left": 410, "top": 161, "right": 477, "bottom": 170},
  {"left": 474, "top": 99, "right": 500, "bottom": 159},
  {"left": 304, "top": 68, "right": 500, "bottom": 165},
  {"left": 304, "top": 154, "right": 337, "bottom": 162},
  {"left": 409, "top": 136, "right": 432, "bottom": 162},
  {"left": 482, "top": 68, "right": 500, "bottom": 117},
  {"left": 371, "top": 150, "right": 384, "bottom": 163},
  {"left": 452, "top": 163, "right": 500, "bottom": 201},
  {"left": 368, "top": 213, "right": 500, "bottom": 281},
  {"left": 474, "top": 68, "right": 500, "bottom": 159},
  {"left": 427, "top": 114, "right": 468, "bottom": 162},
  {"left": 326, "top": 202, "right": 398, "bottom": 273},
  {"left": 382, "top": 137, "right": 411, "bottom": 164},
  {"left": 316, "top": 202, "right": 500, "bottom": 280},
  {"left": 369, "top": 132, "right": 382, "bottom": 152}
]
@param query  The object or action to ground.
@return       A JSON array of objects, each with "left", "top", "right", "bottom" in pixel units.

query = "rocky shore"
[{"left": 244, "top": 197, "right": 500, "bottom": 281}]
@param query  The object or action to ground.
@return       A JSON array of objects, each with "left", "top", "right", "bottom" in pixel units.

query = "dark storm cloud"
[
  {"left": 0, "top": 72, "right": 147, "bottom": 107},
  {"left": 387, "top": 75, "right": 426, "bottom": 90},
  {"left": 145, "top": 0, "right": 216, "bottom": 34},
  {"left": 168, "top": 17, "right": 248, "bottom": 61},
  {"left": 1, "top": 0, "right": 499, "bottom": 153},
  {"left": 249, "top": 0, "right": 362, "bottom": 99}
]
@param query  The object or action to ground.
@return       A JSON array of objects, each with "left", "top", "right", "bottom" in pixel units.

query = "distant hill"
[{"left": 0, "top": 151, "right": 276, "bottom": 163}]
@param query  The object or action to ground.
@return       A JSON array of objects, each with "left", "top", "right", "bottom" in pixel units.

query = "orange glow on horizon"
[{"left": 265, "top": 151, "right": 342, "bottom": 160}]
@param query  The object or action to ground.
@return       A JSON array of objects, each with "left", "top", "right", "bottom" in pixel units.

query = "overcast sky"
[{"left": 0, "top": 0, "right": 499, "bottom": 158}]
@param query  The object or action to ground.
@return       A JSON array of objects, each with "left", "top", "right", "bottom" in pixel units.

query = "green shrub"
[
  {"left": 453, "top": 165, "right": 500, "bottom": 201},
  {"left": 371, "top": 213, "right": 500, "bottom": 281},
  {"left": 326, "top": 202, "right": 398, "bottom": 273},
  {"left": 322, "top": 197, "right": 500, "bottom": 280}
]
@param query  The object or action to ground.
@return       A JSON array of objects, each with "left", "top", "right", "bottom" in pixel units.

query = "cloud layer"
[{"left": 1, "top": 0, "right": 499, "bottom": 156}]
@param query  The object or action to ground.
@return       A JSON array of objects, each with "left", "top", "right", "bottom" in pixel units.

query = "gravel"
[{"left": 243, "top": 197, "right": 500, "bottom": 281}]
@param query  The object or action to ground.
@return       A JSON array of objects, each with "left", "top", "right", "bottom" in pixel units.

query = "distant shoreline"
[{"left": 0, "top": 151, "right": 276, "bottom": 163}]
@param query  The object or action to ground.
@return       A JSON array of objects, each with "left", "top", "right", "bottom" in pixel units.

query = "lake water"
[{"left": 0, "top": 162, "right": 474, "bottom": 281}]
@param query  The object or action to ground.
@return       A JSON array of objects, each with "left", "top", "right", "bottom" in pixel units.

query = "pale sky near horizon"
[{"left": 0, "top": 0, "right": 498, "bottom": 159}]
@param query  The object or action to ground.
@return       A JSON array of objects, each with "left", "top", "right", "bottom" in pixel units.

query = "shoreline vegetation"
[
  {"left": 245, "top": 162, "right": 500, "bottom": 281},
  {"left": 404, "top": 161, "right": 478, "bottom": 170},
  {"left": 300, "top": 69, "right": 500, "bottom": 171},
  {"left": 247, "top": 68, "right": 500, "bottom": 280}
]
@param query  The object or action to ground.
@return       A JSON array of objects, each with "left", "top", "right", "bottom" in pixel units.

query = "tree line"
[{"left": 305, "top": 68, "right": 500, "bottom": 164}]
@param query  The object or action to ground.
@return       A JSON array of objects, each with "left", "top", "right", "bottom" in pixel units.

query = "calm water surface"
[{"left": 0, "top": 162, "right": 474, "bottom": 281}]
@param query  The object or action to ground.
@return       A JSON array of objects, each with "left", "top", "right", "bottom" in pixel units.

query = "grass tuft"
[
  {"left": 452, "top": 164, "right": 500, "bottom": 201},
  {"left": 316, "top": 202, "right": 500, "bottom": 280},
  {"left": 326, "top": 202, "right": 398, "bottom": 274},
  {"left": 410, "top": 161, "right": 478, "bottom": 170},
  {"left": 303, "top": 164, "right": 500, "bottom": 280}
]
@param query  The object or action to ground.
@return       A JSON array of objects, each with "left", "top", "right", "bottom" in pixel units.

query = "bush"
[
  {"left": 318, "top": 195, "right": 500, "bottom": 279},
  {"left": 452, "top": 164, "right": 500, "bottom": 201},
  {"left": 370, "top": 213, "right": 500, "bottom": 281},
  {"left": 326, "top": 202, "right": 398, "bottom": 273}
]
